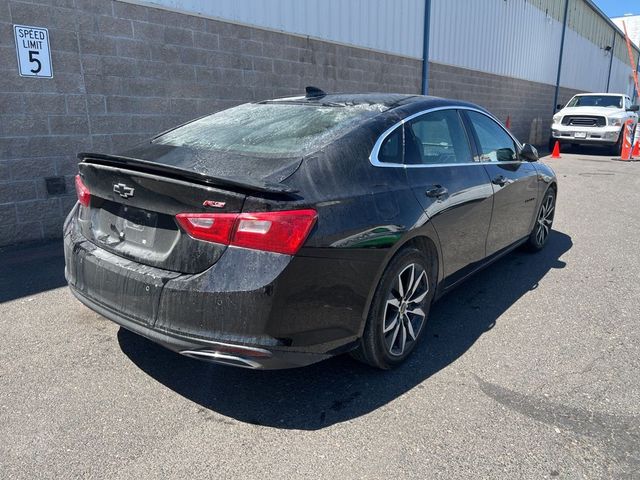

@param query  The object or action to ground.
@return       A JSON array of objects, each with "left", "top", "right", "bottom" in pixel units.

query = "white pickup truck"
[{"left": 550, "top": 93, "right": 639, "bottom": 155}]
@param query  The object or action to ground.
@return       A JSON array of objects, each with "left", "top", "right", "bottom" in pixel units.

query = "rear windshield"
[
  {"left": 153, "top": 102, "right": 387, "bottom": 157},
  {"left": 567, "top": 95, "right": 622, "bottom": 108}
]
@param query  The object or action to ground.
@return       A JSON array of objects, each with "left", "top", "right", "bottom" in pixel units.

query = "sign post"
[{"left": 13, "top": 24, "right": 52, "bottom": 78}]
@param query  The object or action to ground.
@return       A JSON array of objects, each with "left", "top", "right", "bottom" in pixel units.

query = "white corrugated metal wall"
[
  {"left": 559, "top": 28, "right": 611, "bottom": 92},
  {"left": 429, "top": 0, "right": 562, "bottom": 86},
  {"left": 138, "top": 0, "right": 425, "bottom": 58},
  {"left": 132, "top": 0, "right": 639, "bottom": 95}
]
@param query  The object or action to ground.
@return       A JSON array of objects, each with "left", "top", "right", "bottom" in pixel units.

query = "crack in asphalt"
[{"left": 474, "top": 375, "right": 640, "bottom": 474}]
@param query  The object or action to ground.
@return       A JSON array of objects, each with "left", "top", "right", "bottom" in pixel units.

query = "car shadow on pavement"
[
  {"left": 0, "top": 240, "right": 66, "bottom": 303},
  {"left": 118, "top": 230, "right": 573, "bottom": 431}
]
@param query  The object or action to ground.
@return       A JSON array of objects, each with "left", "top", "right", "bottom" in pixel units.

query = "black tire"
[
  {"left": 610, "top": 129, "right": 624, "bottom": 156},
  {"left": 351, "top": 247, "right": 436, "bottom": 369},
  {"left": 523, "top": 188, "right": 556, "bottom": 252}
]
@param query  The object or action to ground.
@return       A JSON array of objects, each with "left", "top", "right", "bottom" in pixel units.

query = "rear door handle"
[
  {"left": 426, "top": 185, "right": 448, "bottom": 198},
  {"left": 492, "top": 175, "right": 508, "bottom": 186}
]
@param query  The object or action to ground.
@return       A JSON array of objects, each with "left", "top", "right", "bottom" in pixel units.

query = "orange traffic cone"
[
  {"left": 551, "top": 141, "right": 561, "bottom": 158},
  {"left": 632, "top": 140, "right": 640, "bottom": 158},
  {"left": 621, "top": 121, "right": 632, "bottom": 160}
]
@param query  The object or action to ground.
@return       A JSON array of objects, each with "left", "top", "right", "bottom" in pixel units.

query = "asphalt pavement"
[{"left": 1, "top": 149, "right": 639, "bottom": 479}]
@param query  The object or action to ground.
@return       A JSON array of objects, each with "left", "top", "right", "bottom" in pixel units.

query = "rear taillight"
[
  {"left": 175, "top": 209, "right": 317, "bottom": 255},
  {"left": 75, "top": 174, "right": 90, "bottom": 207},
  {"left": 174, "top": 213, "right": 237, "bottom": 245}
]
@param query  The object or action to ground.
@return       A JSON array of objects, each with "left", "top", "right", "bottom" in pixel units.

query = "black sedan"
[{"left": 64, "top": 88, "right": 557, "bottom": 370}]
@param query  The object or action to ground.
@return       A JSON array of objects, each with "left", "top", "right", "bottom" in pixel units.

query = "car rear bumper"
[
  {"left": 64, "top": 208, "right": 374, "bottom": 369},
  {"left": 69, "top": 285, "right": 332, "bottom": 369}
]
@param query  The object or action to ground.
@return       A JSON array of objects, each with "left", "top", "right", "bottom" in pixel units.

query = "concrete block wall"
[
  {"left": 429, "top": 62, "right": 583, "bottom": 144},
  {"left": 0, "top": 0, "right": 422, "bottom": 247}
]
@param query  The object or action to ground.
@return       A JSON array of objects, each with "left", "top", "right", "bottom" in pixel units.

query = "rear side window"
[
  {"left": 405, "top": 110, "right": 473, "bottom": 165},
  {"left": 378, "top": 126, "right": 403, "bottom": 164},
  {"left": 154, "top": 102, "right": 387, "bottom": 158},
  {"left": 467, "top": 111, "right": 517, "bottom": 162}
]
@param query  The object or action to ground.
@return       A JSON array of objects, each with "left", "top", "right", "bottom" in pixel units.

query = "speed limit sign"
[{"left": 14, "top": 24, "right": 53, "bottom": 78}]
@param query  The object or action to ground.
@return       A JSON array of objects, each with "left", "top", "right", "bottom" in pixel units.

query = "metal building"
[{"left": 0, "top": 0, "right": 639, "bottom": 246}]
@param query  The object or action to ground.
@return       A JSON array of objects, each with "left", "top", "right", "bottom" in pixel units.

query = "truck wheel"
[{"left": 611, "top": 130, "right": 623, "bottom": 157}]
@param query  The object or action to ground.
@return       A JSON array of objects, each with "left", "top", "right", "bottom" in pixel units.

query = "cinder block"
[
  {"left": 9, "top": 220, "right": 43, "bottom": 244},
  {"left": 90, "top": 115, "right": 133, "bottom": 134},
  {"left": 170, "top": 98, "right": 200, "bottom": 116},
  {"left": 164, "top": 27, "right": 193, "bottom": 47},
  {"left": 0, "top": 204, "right": 17, "bottom": 232},
  {"left": 43, "top": 216, "right": 65, "bottom": 239},
  {"left": 116, "top": 38, "right": 151, "bottom": 59},
  {"left": 175, "top": 47, "right": 210, "bottom": 66},
  {"left": 150, "top": 44, "right": 180, "bottom": 64},
  {"left": 66, "top": 95, "right": 88, "bottom": 115},
  {"left": 20, "top": 94, "right": 65, "bottom": 115},
  {"left": 84, "top": 95, "right": 105, "bottom": 114},
  {"left": 195, "top": 67, "right": 223, "bottom": 84},
  {"left": 0, "top": 115, "right": 49, "bottom": 137},
  {"left": 49, "top": 115, "right": 90, "bottom": 135},
  {"left": 147, "top": 8, "right": 205, "bottom": 31},
  {"left": 78, "top": 33, "right": 118, "bottom": 56},
  {"left": 9, "top": 2, "right": 76, "bottom": 31},
  {"left": 16, "top": 198, "right": 62, "bottom": 224},
  {"left": 100, "top": 56, "right": 138, "bottom": 77},
  {"left": 0, "top": 181, "right": 38, "bottom": 204},
  {"left": 132, "top": 21, "right": 164, "bottom": 41},
  {"left": 251, "top": 57, "right": 274, "bottom": 73},
  {"left": 240, "top": 40, "right": 263, "bottom": 57},
  {"left": 50, "top": 50, "right": 81, "bottom": 73},
  {"left": 196, "top": 32, "right": 219, "bottom": 51},
  {"left": 83, "top": 74, "right": 122, "bottom": 95},
  {"left": 107, "top": 96, "right": 170, "bottom": 115},
  {"left": 75, "top": 0, "right": 112, "bottom": 16},
  {"left": 97, "top": 15, "right": 133, "bottom": 38},
  {"left": 114, "top": 2, "right": 150, "bottom": 21}
]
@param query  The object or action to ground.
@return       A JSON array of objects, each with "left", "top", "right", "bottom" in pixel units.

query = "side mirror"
[
  {"left": 626, "top": 104, "right": 639, "bottom": 112},
  {"left": 520, "top": 143, "right": 539, "bottom": 162},
  {"left": 556, "top": 104, "right": 564, "bottom": 111}
]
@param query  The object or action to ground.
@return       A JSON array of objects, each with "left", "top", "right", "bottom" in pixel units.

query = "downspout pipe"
[
  {"left": 553, "top": 0, "right": 570, "bottom": 112},
  {"left": 421, "top": 0, "right": 431, "bottom": 95},
  {"left": 606, "top": 30, "right": 616, "bottom": 93}
]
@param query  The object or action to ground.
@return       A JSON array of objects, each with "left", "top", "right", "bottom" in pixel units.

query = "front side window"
[
  {"left": 404, "top": 110, "right": 473, "bottom": 165},
  {"left": 467, "top": 111, "right": 517, "bottom": 162}
]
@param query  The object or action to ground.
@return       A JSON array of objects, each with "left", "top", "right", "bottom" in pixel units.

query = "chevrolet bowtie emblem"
[{"left": 113, "top": 183, "right": 135, "bottom": 199}]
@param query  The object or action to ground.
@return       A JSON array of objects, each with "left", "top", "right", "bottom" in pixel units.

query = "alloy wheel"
[
  {"left": 535, "top": 193, "right": 555, "bottom": 246},
  {"left": 383, "top": 263, "right": 429, "bottom": 356}
]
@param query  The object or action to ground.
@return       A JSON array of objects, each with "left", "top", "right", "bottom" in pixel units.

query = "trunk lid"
[{"left": 77, "top": 152, "right": 298, "bottom": 274}]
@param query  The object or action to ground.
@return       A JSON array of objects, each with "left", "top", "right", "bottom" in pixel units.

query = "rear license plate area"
[
  {"left": 116, "top": 205, "right": 157, "bottom": 247},
  {"left": 574, "top": 132, "right": 587, "bottom": 139}
]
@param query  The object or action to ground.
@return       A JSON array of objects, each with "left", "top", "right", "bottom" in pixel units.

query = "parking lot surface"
[{"left": 1, "top": 150, "right": 639, "bottom": 479}]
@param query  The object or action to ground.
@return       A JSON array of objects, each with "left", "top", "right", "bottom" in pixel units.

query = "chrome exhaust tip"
[{"left": 180, "top": 350, "right": 262, "bottom": 368}]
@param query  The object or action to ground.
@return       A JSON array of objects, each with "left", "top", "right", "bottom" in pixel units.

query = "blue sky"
[{"left": 593, "top": 0, "right": 638, "bottom": 17}]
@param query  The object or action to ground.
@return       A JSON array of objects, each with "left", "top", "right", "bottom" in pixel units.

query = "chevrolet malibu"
[{"left": 64, "top": 88, "right": 557, "bottom": 370}]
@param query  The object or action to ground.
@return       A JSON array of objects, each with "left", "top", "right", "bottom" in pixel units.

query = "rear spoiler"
[{"left": 78, "top": 152, "right": 298, "bottom": 195}]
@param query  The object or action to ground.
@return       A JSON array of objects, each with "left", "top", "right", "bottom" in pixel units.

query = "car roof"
[
  {"left": 574, "top": 93, "right": 623, "bottom": 96},
  {"left": 264, "top": 91, "right": 484, "bottom": 112}
]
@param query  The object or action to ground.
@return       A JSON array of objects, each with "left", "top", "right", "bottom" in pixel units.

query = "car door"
[
  {"left": 463, "top": 110, "right": 539, "bottom": 256},
  {"left": 402, "top": 108, "right": 494, "bottom": 286}
]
